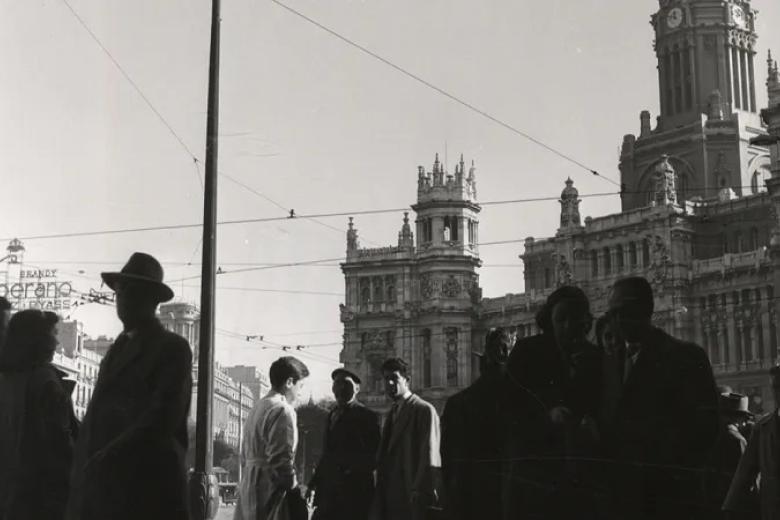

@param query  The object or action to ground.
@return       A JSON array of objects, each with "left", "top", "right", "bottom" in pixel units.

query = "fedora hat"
[
  {"left": 719, "top": 393, "right": 753, "bottom": 418},
  {"left": 101, "top": 252, "right": 174, "bottom": 303}
]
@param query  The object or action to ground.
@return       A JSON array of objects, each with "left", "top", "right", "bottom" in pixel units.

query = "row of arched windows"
[
  {"left": 591, "top": 240, "right": 651, "bottom": 278},
  {"left": 722, "top": 227, "right": 762, "bottom": 254},
  {"left": 359, "top": 276, "right": 397, "bottom": 305},
  {"left": 700, "top": 286, "right": 778, "bottom": 368}
]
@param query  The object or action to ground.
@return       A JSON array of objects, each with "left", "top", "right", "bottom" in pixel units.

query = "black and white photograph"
[{"left": 1, "top": 0, "right": 780, "bottom": 519}]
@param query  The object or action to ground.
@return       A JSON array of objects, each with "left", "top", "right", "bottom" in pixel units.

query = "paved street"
[{"left": 215, "top": 505, "right": 235, "bottom": 520}]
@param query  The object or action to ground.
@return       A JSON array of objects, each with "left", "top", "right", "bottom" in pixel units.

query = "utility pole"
[
  {"left": 237, "top": 382, "right": 243, "bottom": 483},
  {"left": 189, "top": 0, "right": 220, "bottom": 518}
]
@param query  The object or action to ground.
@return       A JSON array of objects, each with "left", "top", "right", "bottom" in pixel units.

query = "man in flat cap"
[
  {"left": 66, "top": 252, "right": 193, "bottom": 520},
  {"left": 308, "top": 367, "right": 380, "bottom": 520}
]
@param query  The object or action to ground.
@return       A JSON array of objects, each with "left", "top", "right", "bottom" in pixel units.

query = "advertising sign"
[{"left": 0, "top": 268, "right": 74, "bottom": 312}]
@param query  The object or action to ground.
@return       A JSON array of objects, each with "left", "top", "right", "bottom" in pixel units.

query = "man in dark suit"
[
  {"left": 441, "top": 328, "right": 511, "bottom": 520},
  {"left": 307, "top": 368, "right": 380, "bottom": 520},
  {"left": 65, "top": 252, "right": 193, "bottom": 520},
  {"left": 607, "top": 276, "right": 719, "bottom": 520},
  {"left": 374, "top": 358, "right": 441, "bottom": 520},
  {"left": 502, "top": 286, "right": 603, "bottom": 520}
]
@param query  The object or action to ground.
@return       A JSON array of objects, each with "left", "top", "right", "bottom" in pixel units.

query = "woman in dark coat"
[{"left": 0, "top": 309, "right": 79, "bottom": 520}]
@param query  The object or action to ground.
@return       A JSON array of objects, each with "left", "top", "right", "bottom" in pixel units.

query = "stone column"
[{"left": 726, "top": 313, "right": 738, "bottom": 371}]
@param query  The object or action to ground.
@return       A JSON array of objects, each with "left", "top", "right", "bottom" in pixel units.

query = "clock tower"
[
  {"left": 619, "top": 0, "right": 772, "bottom": 211},
  {"left": 654, "top": 0, "right": 759, "bottom": 127}
]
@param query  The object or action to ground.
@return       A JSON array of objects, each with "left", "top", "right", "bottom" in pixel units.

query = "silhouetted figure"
[
  {"left": 607, "top": 276, "right": 718, "bottom": 520},
  {"left": 235, "top": 356, "right": 310, "bottom": 520},
  {"left": 308, "top": 368, "right": 380, "bottom": 520},
  {"left": 503, "top": 286, "right": 602, "bottom": 520},
  {"left": 374, "top": 358, "right": 441, "bottom": 520},
  {"left": 723, "top": 366, "right": 780, "bottom": 520},
  {"left": 0, "top": 308, "right": 78, "bottom": 520},
  {"left": 65, "top": 253, "right": 193, "bottom": 520},
  {"left": 441, "top": 328, "right": 511, "bottom": 520},
  {"left": 704, "top": 393, "right": 753, "bottom": 519}
]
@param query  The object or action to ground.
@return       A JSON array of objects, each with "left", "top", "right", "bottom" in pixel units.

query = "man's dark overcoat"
[
  {"left": 310, "top": 401, "right": 380, "bottom": 520},
  {"left": 65, "top": 319, "right": 193, "bottom": 520},
  {"left": 608, "top": 327, "right": 719, "bottom": 519},
  {"left": 501, "top": 333, "right": 603, "bottom": 520},
  {"left": 441, "top": 374, "right": 505, "bottom": 520}
]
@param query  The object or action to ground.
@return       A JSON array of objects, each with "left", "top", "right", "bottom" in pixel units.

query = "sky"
[{"left": 2, "top": 0, "right": 779, "bottom": 397}]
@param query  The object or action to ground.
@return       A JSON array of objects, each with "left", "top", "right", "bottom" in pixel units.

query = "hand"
[
  {"left": 305, "top": 487, "right": 315, "bottom": 507},
  {"left": 548, "top": 406, "right": 573, "bottom": 427}
]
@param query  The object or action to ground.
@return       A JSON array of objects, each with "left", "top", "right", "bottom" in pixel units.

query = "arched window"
[
  {"left": 629, "top": 242, "right": 638, "bottom": 267},
  {"left": 591, "top": 250, "right": 599, "bottom": 277},
  {"left": 445, "top": 327, "right": 459, "bottom": 387},
  {"left": 735, "top": 231, "right": 744, "bottom": 253},
  {"left": 361, "top": 286, "right": 371, "bottom": 305},
  {"left": 603, "top": 247, "right": 612, "bottom": 275},
  {"left": 722, "top": 233, "right": 729, "bottom": 254},
  {"left": 373, "top": 277, "right": 384, "bottom": 302},
  {"left": 422, "top": 329, "right": 432, "bottom": 388},
  {"left": 616, "top": 244, "right": 625, "bottom": 272},
  {"left": 750, "top": 227, "right": 759, "bottom": 250},
  {"left": 642, "top": 239, "right": 651, "bottom": 266},
  {"left": 751, "top": 168, "right": 770, "bottom": 194}
]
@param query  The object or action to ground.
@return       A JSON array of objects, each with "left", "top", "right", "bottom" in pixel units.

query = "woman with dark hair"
[
  {"left": 0, "top": 309, "right": 79, "bottom": 520},
  {"left": 234, "top": 356, "right": 310, "bottom": 520},
  {"left": 502, "top": 286, "right": 602, "bottom": 520}
]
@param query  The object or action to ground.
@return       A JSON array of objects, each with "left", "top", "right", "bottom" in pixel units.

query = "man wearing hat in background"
[
  {"left": 441, "top": 327, "right": 511, "bottom": 520},
  {"left": 724, "top": 366, "right": 780, "bottom": 520},
  {"left": 704, "top": 392, "right": 754, "bottom": 518},
  {"left": 307, "top": 367, "right": 380, "bottom": 520},
  {"left": 65, "top": 252, "right": 193, "bottom": 520}
]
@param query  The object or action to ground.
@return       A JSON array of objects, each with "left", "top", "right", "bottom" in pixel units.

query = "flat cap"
[{"left": 331, "top": 367, "right": 362, "bottom": 384}]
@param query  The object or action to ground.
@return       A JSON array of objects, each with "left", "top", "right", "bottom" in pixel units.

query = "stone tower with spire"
[
  {"left": 340, "top": 154, "right": 482, "bottom": 412},
  {"left": 619, "top": 0, "right": 772, "bottom": 211}
]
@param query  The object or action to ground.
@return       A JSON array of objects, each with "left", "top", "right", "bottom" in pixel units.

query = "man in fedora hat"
[
  {"left": 606, "top": 276, "right": 718, "bottom": 519},
  {"left": 724, "top": 366, "right": 780, "bottom": 520},
  {"left": 441, "top": 328, "right": 511, "bottom": 520},
  {"left": 704, "top": 393, "right": 754, "bottom": 518},
  {"left": 65, "top": 252, "right": 193, "bottom": 520},
  {"left": 307, "top": 367, "right": 380, "bottom": 520}
]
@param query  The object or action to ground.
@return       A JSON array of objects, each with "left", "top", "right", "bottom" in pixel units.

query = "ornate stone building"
[{"left": 340, "top": 0, "right": 780, "bottom": 414}]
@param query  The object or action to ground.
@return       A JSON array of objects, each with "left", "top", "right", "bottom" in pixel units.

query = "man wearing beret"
[{"left": 307, "top": 368, "right": 381, "bottom": 520}]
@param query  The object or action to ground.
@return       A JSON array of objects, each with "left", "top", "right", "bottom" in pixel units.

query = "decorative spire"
[
  {"left": 398, "top": 212, "right": 414, "bottom": 247},
  {"left": 769, "top": 49, "right": 779, "bottom": 88},
  {"left": 558, "top": 178, "right": 581, "bottom": 231},
  {"left": 347, "top": 217, "right": 359, "bottom": 252},
  {"left": 433, "top": 153, "right": 441, "bottom": 173}
]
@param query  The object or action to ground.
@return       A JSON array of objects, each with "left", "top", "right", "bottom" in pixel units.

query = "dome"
[{"left": 561, "top": 178, "right": 578, "bottom": 200}]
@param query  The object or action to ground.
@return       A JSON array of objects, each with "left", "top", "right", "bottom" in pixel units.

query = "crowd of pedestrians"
[{"left": 0, "top": 251, "right": 777, "bottom": 520}]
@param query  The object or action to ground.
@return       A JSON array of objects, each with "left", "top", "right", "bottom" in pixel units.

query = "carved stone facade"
[{"left": 340, "top": 2, "right": 780, "bottom": 415}]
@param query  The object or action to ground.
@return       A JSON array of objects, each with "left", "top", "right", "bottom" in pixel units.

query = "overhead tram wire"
[
  {"left": 269, "top": 0, "right": 620, "bottom": 187},
  {"left": 59, "top": 0, "right": 363, "bottom": 244},
  {"left": 0, "top": 191, "right": 619, "bottom": 243}
]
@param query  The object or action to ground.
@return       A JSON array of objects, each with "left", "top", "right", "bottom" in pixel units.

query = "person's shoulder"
[
  {"left": 154, "top": 325, "right": 193, "bottom": 360},
  {"left": 654, "top": 328, "right": 707, "bottom": 359},
  {"left": 352, "top": 402, "right": 379, "bottom": 421},
  {"left": 410, "top": 393, "right": 438, "bottom": 415}
]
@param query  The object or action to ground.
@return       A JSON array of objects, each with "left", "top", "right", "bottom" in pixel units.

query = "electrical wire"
[{"left": 269, "top": 0, "right": 618, "bottom": 186}]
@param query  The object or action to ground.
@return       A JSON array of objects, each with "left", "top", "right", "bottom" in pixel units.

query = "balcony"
[{"left": 692, "top": 248, "right": 768, "bottom": 276}]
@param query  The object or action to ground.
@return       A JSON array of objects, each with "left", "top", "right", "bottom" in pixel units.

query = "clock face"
[
  {"left": 731, "top": 5, "right": 746, "bottom": 27},
  {"left": 667, "top": 7, "right": 683, "bottom": 29}
]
